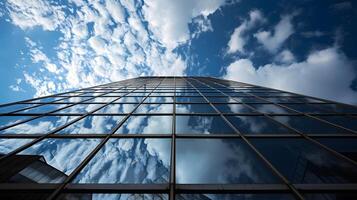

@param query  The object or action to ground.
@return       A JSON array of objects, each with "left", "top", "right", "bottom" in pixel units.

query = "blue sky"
[{"left": 0, "top": 0, "right": 356, "bottom": 105}]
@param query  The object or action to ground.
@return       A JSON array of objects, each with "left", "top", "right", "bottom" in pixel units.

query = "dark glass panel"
[
  {"left": 59, "top": 193, "right": 168, "bottom": 200},
  {"left": 177, "top": 194, "right": 295, "bottom": 200},
  {"left": 248, "top": 104, "right": 296, "bottom": 114},
  {"left": 227, "top": 116, "right": 293, "bottom": 134},
  {"left": 176, "top": 139, "right": 281, "bottom": 183},
  {"left": 0, "top": 116, "right": 76, "bottom": 134},
  {"left": 317, "top": 138, "right": 357, "bottom": 162},
  {"left": 73, "top": 139, "right": 170, "bottom": 183},
  {"left": 251, "top": 138, "right": 357, "bottom": 183},
  {"left": 273, "top": 116, "right": 349, "bottom": 134},
  {"left": 115, "top": 115, "right": 172, "bottom": 134},
  {"left": 206, "top": 97, "right": 234, "bottom": 103},
  {"left": 317, "top": 116, "right": 357, "bottom": 131},
  {"left": 304, "top": 193, "right": 357, "bottom": 200},
  {"left": 176, "top": 104, "right": 216, "bottom": 113},
  {"left": 237, "top": 97, "right": 266, "bottom": 103},
  {"left": 0, "top": 138, "right": 100, "bottom": 183},
  {"left": 214, "top": 103, "right": 256, "bottom": 113},
  {"left": 176, "top": 115, "right": 235, "bottom": 134},
  {"left": 58, "top": 115, "right": 124, "bottom": 134}
]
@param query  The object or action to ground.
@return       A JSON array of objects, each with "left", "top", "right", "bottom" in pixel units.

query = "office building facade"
[{"left": 0, "top": 76, "right": 357, "bottom": 200}]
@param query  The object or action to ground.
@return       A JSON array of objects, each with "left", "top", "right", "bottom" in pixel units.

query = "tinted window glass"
[{"left": 176, "top": 115, "right": 235, "bottom": 134}]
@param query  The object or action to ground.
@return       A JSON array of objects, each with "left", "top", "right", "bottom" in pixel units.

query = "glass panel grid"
[{"left": 0, "top": 77, "right": 356, "bottom": 199}]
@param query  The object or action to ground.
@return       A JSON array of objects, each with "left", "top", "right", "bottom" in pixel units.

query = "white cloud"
[
  {"left": 142, "top": 0, "right": 226, "bottom": 49},
  {"left": 254, "top": 14, "right": 295, "bottom": 53},
  {"left": 227, "top": 10, "right": 264, "bottom": 54},
  {"left": 223, "top": 47, "right": 357, "bottom": 105},
  {"left": 6, "top": 0, "right": 65, "bottom": 31},
  {"left": 6, "top": 0, "right": 191, "bottom": 98},
  {"left": 275, "top": 49, "right": 295, "bottom": 64}
]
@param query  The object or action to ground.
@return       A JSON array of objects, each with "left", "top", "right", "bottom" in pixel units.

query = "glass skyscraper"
[{"left": 0, "top": 76, "right": 357, "bottom": 200}]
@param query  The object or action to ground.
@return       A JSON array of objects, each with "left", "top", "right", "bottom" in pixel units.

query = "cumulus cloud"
[
  {"left": 227, "top": 10, "right": 264, "bottom": 54},
  {"left": 274, "top": 49, "right": 295, "bottom": 64},
  {"left": 142, "top": 0, "right": 226, "bottom": 49},
  {"left": 254, "top": 14, "right": 295, "bottom": 53},
  {"left": 223, "top": 47, "right": 357, "bottom": 105},
  {"left": 4, "top": 0, "right": 196, "bottom": 97}
]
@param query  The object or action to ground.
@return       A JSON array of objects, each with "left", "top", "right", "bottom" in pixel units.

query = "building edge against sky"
[{"left": 0, "top": 76, "right": 356, "bottom": 200}]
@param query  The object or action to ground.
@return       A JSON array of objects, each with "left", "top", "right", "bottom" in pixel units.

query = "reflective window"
[
  {"left": 59, "top": 193, "right": 168, "bottom": 200},
  {"left": 214, "top": 103, "right": 256, "bottom": 113},
  {"left": 56, "top": 96, "right": 92, "bottom": 103},
  {"left": 95, "top": 103, "right": 137, "bottom": 114},
  {"left": 176, "top": 139, "right": 281, "bottom": 184},
  {"left": 73, "top": 139, "right": 170, "bottom": 183},
  {"left": 251, "top": 138, "right": 357, "bottom": 183},
  {"left": 55, "top": 103, "right": 103, "bottom": 114},
  {"left": 247, "top": 104, "right": 296, "bottom": 114},
  {"left": 114, "top": 97, "right": 143, "bottom": 103},
  {"left": 144, "top": 97, "right": 173, "bottom": 103},
  {"left": 135, "top": 104, "right": 173, "bottom": 113},
  {"left": 0, "top": 104, "right": 35, "bottom": 114},
  {"left": 176, "top": 104, "right": 216, "bottom": 113},
  {"left": 176, "top": 97, "right": 206, "bottom": 103},
  {"left": 0, "top": 116, "right": 76, "bottom": 134},
  {"left": 0, "top": 138, "right": 100, "bottom": 183},
  {"left": 27, "top": 97, "right": 64, "bottom": 103},
  {"left": 304, "top": 193, "right": 357, "bottom": 200},
  {"left": 0, "top": 139, "right": 33, "bottom": 154},
  {"left": 316, "top": 116, "right": 357, "bottom": 132},
  {"left": 176, "top": 115, "right": 235, "bottom": 134},
  {"left": 227, "top": 116, "right": 293, "bottom": 134},
  {"left": 237, "top": 97, "right": 266, "bottom": 103},
  {"left": 16, "top": 104, "right": 70, "bottom": 114},
  {"left": 0, "top": 116, "right": 31, "bottom": 129},
  {"left": 273, "top": 116, "right": 349, "bottom": 134},
  {"left": 317, "top": 138, "right": 357, "bottom": 162},
  {"left": 58, "top": 115, "right": 124, "bottom": 134},
  {"left": 178, "top": 194, "right": 295, "bottom": 200},
  {"left": 206, "top": 97, "right": 234, "bottom": 103},
  {"left": 116, "top": 115, "right": 172, "bottom": 134}
]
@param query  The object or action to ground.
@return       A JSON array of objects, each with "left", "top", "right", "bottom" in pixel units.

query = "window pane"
[
  {"left": 135, "top": 104, "right": 173, "bottom": 113},
  {"left": 247, "top": 104, "right": 295, "bottom": 114},
  {"left": 144, "top": 97, "right": 173, "bottom": 103},
  {"left": 176, "top": 97, "right": 206, "bottom": 103},
  {"left": 227, "top": 116, "right": 293, "bottom": 134},
  {"left": 176, "top": 115, "right": 235, "bottom": 134},
  {"left": 0, "top": 139, "right": 33, "bottom": 154},
  {"left": 55, "top": 103, "right": 103, "bottom": 114},
  {"left": 73, "top": 139, "right": 170, "bottom": 183},
  {"left": 115, "top": 115, "right": 172, "bottom": 134},
  {"left": 114, "top": 97, "right": 144, "bottom": 103},
  {"left": 317, "top": 138, "right": 357, "bottom": 162},
  {"left": 0, "top": 116, "right": 31, "bottom": 129},
  {"left": 95, "top": 103, "right": 137, "bottom": 114},
  {"left": 177, "top": 194, "right": 295, "bottom": 200},
  {"left": 58, "top": 115, "right": 124, "bottom": 134},
  {"left": 251, "top": 138, "right": 357, "bottom": 183},
  {"left": 0, "top": 116, "right": 76, "bottom": 134},
  {"left": 16, "top": 104, "right": 70, "bottom": 114},
  {"left": 176, "top": 139, "right": 281, "bottom": 184},
  {"left": 317, "top": 116, "right": 357, "bottom": 131},
  {"left": 59, "top": 193, "right": 168, "bottom": 200},
  {"left": 0, "top": 138, "right": 100, "bottom": 183},
  {"left": 214, "top": 103, "right": 256, "bottom": 113},
  {"left": 176, "top": 104, "right": 216, "bottom": 113},
  {"left": 0, "top": 104, "right": 35, "bottom": 114},
  {"left": 273, "top": 116, "right": 349, "bottom": 134}
]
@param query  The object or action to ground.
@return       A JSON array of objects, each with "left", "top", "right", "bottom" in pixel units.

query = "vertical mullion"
[
  {"left": 169, "top": 77, "right": 176, "bottom": 200},
  {"left": 47, "top": 77, "right": 166, "bottom": 200},
  {"left": 191, "top": 77, "right": 305, "bottom": 200}
]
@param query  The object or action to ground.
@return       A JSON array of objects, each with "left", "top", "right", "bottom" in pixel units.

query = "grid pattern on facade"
[{"left": 0, "top": 76, "right": 357, "bottom": 200}]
